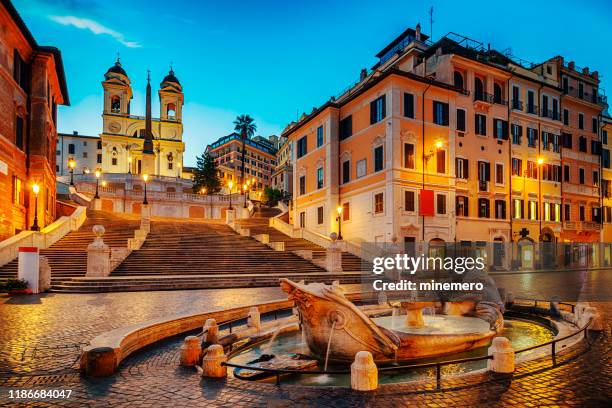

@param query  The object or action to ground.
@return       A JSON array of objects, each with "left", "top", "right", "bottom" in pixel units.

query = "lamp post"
[
  {"left": 243, "top": 180, "right": 251, "bottom": 208},
  {"left": 142, "top": 174, "right": 149, "bottom": 205},
  {"left": 537, "top": 157, "right": 544, "bottom": 238},
  {"left": 31, "top": 183, "right": 40, "bottom": 231},
  {"left": 177, "top": 163, "right": 182, "bottom": 180},
  {"left": 68, "top": 158, "right": 76, "bottom": 186},
  {"left": 335, "top": 205, "right": 343, "bottom": 240},
  {"left": 228, "top": 181, "right": 234, "bottom": 210},
  {"left": 94, "top": 170, "right": 101, "bottom": 199}
]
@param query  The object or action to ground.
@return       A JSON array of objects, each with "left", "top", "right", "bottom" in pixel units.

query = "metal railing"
[{"left": 220, "top": 299, "right": 592, "bottom": 389}]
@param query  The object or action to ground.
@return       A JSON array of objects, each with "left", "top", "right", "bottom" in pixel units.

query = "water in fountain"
[
  {"left": 323, "top": 321, "right": 336, "bottom": 371},
  {"left": 391, "top": 306, "right": 400, "bottom": 329},
  {"left": 262, "top": 325, "right": 284, "bottom": 353}
]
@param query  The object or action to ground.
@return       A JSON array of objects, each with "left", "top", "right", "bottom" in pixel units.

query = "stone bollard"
[
  {"left": 18, "top": 246, "right": 40, "bottom": 293},
  {"left": 83, "top": 346, "right": 116, "bottom": 377},
  {"left": 351, "top": 351, "right": 378, "bottom": 391},
  {"left": 203, "top": 318, "right": 219, "bottom": 344},
  {"left": 202, "top": 344, "right": 227, "bottom": 378},
  {"left": 488, "top": 337, "right": 515, "bottom": 374},
  {"left": 86, "top": 225, "right": 110, "bottom": 277},
  {"left": 248, "top": 307, "right": 261, "bottom": 332},
  {"left": 38, "top": 256, "right": 51, "bottom": 292},
  {"left": 180, "top": 336, "right": 202, "bottom": 366}
]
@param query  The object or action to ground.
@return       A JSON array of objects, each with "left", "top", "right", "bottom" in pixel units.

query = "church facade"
[{"left": 99, "top": 60, "right": 185, "bottom": 177}]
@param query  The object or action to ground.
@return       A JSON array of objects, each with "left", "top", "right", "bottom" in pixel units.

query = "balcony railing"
[
  {"left": 526, "top": 104, "right": 538, "bottom": 115},
  {"left": 564, "top": 221, "right": 601, "bottom": 231},
  {"left": 541, "top": 109, "right": 561, "bottom": 121},
  {"left": 511, "top": 100, "right": 523, "bottom": 111},
  {"left": 478, "top": 180, "right": 489, "bottom": 192},
  {"left": 474, "top": 92, "right": 494, "bottom": 103}
]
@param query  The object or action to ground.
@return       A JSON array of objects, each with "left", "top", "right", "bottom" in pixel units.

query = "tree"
[
  {"left": 233, "top": 114, "right": 257, "bottom": 187},
  {"left": 262, "top": 187, "right": 282, "bottom": 206},
  {"left": 192, "top": 151, "right": 221, "bottom": 194}
]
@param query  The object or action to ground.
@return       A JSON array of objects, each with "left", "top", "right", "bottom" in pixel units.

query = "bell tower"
[
  {"left": 102, "top": 58, "right": 132, "bottom": 117},
  {"left": 158, "top": 67, "right": 184, "bottom": 124}
]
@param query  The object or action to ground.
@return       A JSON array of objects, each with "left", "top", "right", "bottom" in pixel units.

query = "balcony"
[
  {"left": 526, "top": 104, "right": 538, "bottom": 115},
  {"left": 478, "top": 180, "right": 489, "bottom": 192},
  {"left": 511, "top": 100, "right": 523, "bottom": 111},
  {"left": 541, "top": 109, "right": 561, "bottom": 121},
  {"left": 474, "top": 92, "right": 494, "bottom": 104},
  {"left": 563, "top": 221, "right": 600, "bottom": 231}
]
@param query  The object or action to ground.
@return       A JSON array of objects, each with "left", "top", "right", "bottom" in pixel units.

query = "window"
[
  {"left": 603, "top": 149, "right": 611, "bottom": 169},
  {"left": 12, "top": 176, "right": 24, "bottom": 205},
  {"left": 564, "top": 204, "right": 571, "bottom": 221},
  {"left": 511, "top": 124, "right": 522, "bottom": 144},
  {"left": 527, "top": 90, "right": 535, "bottom": 113},
  {"left": 579, "top": 168, "right": 585, "bottom": 184},
  {"left": 316, "top": 126, "right": 324, "bottom": 147},
  {"left": 168, "top": 162, "right": 173, "bottom": 170},
  {"left": 339, "top": 115, "right": 353, "bottom": 140},
  {"left": 453, "top": 71, "right": 464, "bottom": 90},
  {"left": 562, "top": 77, "right": 569, "bottom": 93},
  {"left": 512, "top": 86, "right": 520, "bottom": 109},
  {"left": 433, "top": 101, "right": 449, "bottom": 126},
  {"left": 456, "top": 109, "right": 466, "bottom": 132},
  {"left": 374, "top": 193, "right": 384, "bottom": 214},
  {"left": 579, "top": 205, "right": 585, "bottom": 221},
  {"left": 604, "top": 130, "right": 609, "bottom": 145},
  {"left": 474, "top": 77, "right": 484, "bottom": 100},
  {"left": 478, "top": 161, "right": 491, "bottom": 182},
  {"left": 316, "top": 168, "right": 324, "bottom": 189},
  {"left": 513, "top": 199, "right": 524, "bottom": 219},
  {"left": 495, "top": 200, "right": 506, "bottom": 219},
  {"left": 404, "top": 93, "right": 414, "bottom": 118},
  {"left": 374, "top": 145, "right": 384, "bottom": 172},
  {"left": 317, "top": 207, "right": 324, "bottom": 224},
  {"left": 579, "top": 136, "right": 587, "bottom": 152},
  {"left": 562, "top": 132, "right": 572, "bottom": 149},
  {"left": 13, "top": 50, "right": 28, "bottom": 91},
  {"left": 456, "top": 196, "right": 468, "bottom": 217},
  {"left": 579, "top": 83, "right": 584, "bottom": 98},
  {"left": 493, "top": 83, "right": 503, "bottom": 104},
  {"left": 511, "top": 158, "right": 522, "bottom": 176},
  {"left": 405, "top": 191, "right": 415, "bottom": 212},
  {"left": 370, "top": 95, "right": 386, "bottom": 124},
  {"left": 299, "top": 212, "right": 305, "bottom": 228},
  {"left": 436, "top": 194, "right": 446, "bottom": 214},
  {"left": 475, "top": 114, "right": 487, "bottom": 135},
  {"left": 356, "top": 159, "right": 367, "bottom": 178},
  {"left": 404, "top": 143, "right": 415, "bottom": 168},
  {"left": 563, "top": 109, "right": 569, "bottom": 126},
  {"left": 593, "top": 170, "right": 599, "bottom": 187},
  {"left": 543, "top": 202, "right": 551, "bottom": 221},
  {"left": 592, "top": 118, "right": 598, "bottom": 134},
  {"left": 529, "top": 201, "right": 538, "bottom": 220},
  {"left": 342, "top": 202, "right": 350, "bottom": 221},
  {"left": 552, "top": 99, "right": 559, "bottom": 120},
  {"left": 97, "top": 154, "right": 102, "bottom": 164},
  {"left": 83, "top": 152, "right": 88, "bottom": 158},
  {"left": 527, "top": 128, "right": 538, "bottom": 147},
  {"left": 494, "top": 119, "right": 508, "bottom": 140},
  {"left": 342, "top": 160, "right": 350, "bottom": 184},
  {"left": 112, "top": 158, "right": 117, "bottom": 166},
  {"left": 554, "top": 203, "right": 561, "bottom": 222},
  {"left": 541, "top": 95, "right": 549, "bottom": 117},
  {"left": 299, "top": 176, "right": 305, "bottom": 195},
  {"left": 68, "top": 143, "right": 75, "bottom": 154},
  {"left": 578, "top": 113, "right": 584, "bottom": 129},
  {"left": 297, "top": 136, "right": 307, "bottom": 158},
  {"left": 478, "top": 198, "right": 490, "bottom": 218},
  {"left": 456, "top": 158, "right": 468, "bottom": 179},
  {"left": 15, "top": 115, "right": 24, "bottom": 150},
  {"left": 436, "top": 149, "right": 445, "bottom": 174},
  {"left": 495, "top": 163, "right": 504, "bottom": 184},
  {"left": 111, "top": 95, "right": 121, "bottom": 113}
]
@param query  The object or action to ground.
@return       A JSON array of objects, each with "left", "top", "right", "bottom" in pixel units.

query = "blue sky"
[{"left": 14, "top": 0, "right": 612, "bottom": 166}]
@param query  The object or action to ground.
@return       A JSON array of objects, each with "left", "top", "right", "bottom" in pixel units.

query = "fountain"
[{"left": 280, "top": 278, "right": 503, "bottom": 363}]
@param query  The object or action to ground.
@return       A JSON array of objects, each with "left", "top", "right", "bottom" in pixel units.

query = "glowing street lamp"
[
  {"left": 101, "top": 181, "right": 107, "bottom": 187},
  {"left": 243, "top": 183, "right": 249, "bottom": 208},
  {"left": 31, "top": 183, "right": 40, "bottom": 231},
  {"left": 68, "top": 158, "right": 76, "bottom": 186},
  {"left": 94, "top": 170, "right": 101, "bottom": 199},
  {"left": 435, "top": 140, "right": 443, "bottom": 149},
  {"left": 335, "top": 205, "right": 343, "bottom": 240},
  {"left": 228, "top": 181, "right": 234, "bottom": 210},
  {"left": 142, "top": 174, "right": 149, "bottom": 205},
  {"left": 536, "top": 157, "right": 544, "bottom": 237}
]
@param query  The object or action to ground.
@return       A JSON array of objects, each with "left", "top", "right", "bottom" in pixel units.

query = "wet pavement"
[{"left": 0, "top": 271, "right": 610, "bottom": 407}]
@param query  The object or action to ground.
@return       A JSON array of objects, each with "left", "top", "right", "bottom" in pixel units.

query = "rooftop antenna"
[{"left": 429, "top": 6, "right": 434, "bottom": 41}]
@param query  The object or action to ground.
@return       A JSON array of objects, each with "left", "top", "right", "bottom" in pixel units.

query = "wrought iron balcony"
[
  {"left": 474, "top": 92, "right": 494, "bottom": 104},
  {"left": 511, "top": 100, "right": 523, "bottom": 111},
  {"left": 526, "top": 104, "right": 538, "bottom": 115}
]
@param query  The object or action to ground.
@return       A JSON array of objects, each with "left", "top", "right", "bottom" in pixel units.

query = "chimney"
[
  {"left": 582, "top": 67, "right": 590, "bottom": 75},
  {"left": 415, "top": 23, "right": 421, "bottom": 41},
  {"left": 360, "top": 68, "right": 367, "bottom": 81},
  {"left": 73, "top": 131, "right": 78, "bottom": 136},
  {"left": 593, "top": 71, "right": 599, "bottom": 81},
  {"left": 568, "top": 61, "right": 575, "bottom": 70}
]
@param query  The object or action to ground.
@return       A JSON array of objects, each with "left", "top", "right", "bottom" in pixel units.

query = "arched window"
[
  {"left": 453, "top": 71, "right": 464, "bottom": 90},
  {"left": 493, "top": 83, "right": 503, "bottom": 104},
  {"left": 167, "top": 103, "right": 176, "bottom": 118},
  {"left": 474, "top": 78, "right": 484, "bottom": 100},
  {"left": 111, "top": 95, "right": 121, "bottom": 113}
]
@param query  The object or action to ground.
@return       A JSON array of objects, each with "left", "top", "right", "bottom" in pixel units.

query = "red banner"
[{"left": 419, "top": 189, "right": 434, "bottom": 216}]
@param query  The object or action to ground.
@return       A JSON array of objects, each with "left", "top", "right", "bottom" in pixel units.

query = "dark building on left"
[{"left": 0, "top": 0, "right": 69, "bottom": 240}]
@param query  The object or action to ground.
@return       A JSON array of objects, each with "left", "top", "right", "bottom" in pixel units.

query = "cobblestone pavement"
[{"left": 0, "top": 275, "right": 610, "bottom": 407}]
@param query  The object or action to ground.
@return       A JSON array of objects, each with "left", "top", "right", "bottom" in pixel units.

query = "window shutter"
[
  {"left": 370, "top": 100, "right": 376, "bottom": 124},
  {"left": 485, "top": 162, "right": 491, "bottom": 181},
  {"left": 502, "top": 121, "right": 509, "bottom": 140},
  {"left": 443, "top": 103, "right": 449, "bottom": 125},
  {"left": 381, "top": 95, "right": 386, "bottom": 119},
  {"left": 464, "top": 196, "right": 469, "bottom": 217},
  {"left": 464, "top": 159, "right": 469, "bottom": 178}
]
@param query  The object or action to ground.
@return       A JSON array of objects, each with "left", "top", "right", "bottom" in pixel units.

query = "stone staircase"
[
  {"left": 50, "top": 215, "right": 363, "bottom": 293},
  {"left": 235, "top": 206, "right": 368, "bottom": 272},
  {"left": 0, "top": 210, "right": 140, "bottom": 284}
]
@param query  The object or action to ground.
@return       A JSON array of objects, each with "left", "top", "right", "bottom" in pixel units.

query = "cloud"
[{"left": 49, "top": 15, "right": 141, "bottom": 48}]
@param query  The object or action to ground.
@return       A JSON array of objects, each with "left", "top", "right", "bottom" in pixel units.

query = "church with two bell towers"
[{"left": 100, "top": 59, "right": 185, "bottom": 177}]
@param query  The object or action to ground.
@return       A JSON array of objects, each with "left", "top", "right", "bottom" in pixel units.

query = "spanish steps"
[{"left": 0, "top": 210, "right": 140, "bottom": 284}]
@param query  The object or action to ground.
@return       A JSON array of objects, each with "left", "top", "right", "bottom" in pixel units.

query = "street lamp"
[
  {"left": 142, "top": 174, "right": 149, "bottom": 205},
  {"left": 31, "top": 183, "right": 40, "bottom": 231},
  {"left": 335, "top": 205, "right": 343, "bottom": 240},
  {"left": 68, "top": 158, "right": 76, "bottom": 186},
  {"left": 243, "top": 183, "right": 248, "bottom": 208},
  {"left": 537, "top": 157, "right": 544, "bottom": 238},
  {"left": 94, "top": 170, "right": 101, "bottom": 199},
  {"left": 228, "top": 181, "right": 234, "bottom": 210}
]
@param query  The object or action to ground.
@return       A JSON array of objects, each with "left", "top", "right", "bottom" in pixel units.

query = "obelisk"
[{"left": 141, "top": 70, "right": 156, "bottom": 175}]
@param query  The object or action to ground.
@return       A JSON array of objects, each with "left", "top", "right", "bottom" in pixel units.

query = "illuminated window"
[{"left": 529, "top": 201, "right": 538, "bottom": 220}]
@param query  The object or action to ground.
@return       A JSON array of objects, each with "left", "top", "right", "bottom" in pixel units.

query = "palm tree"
[{"left": 233, "top": 114, "right": 257, "bottom": 188}]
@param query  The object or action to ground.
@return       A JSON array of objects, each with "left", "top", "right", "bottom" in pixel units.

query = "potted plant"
[{"left": 5, "top": 279, "right": 32, "bottom": 295}]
